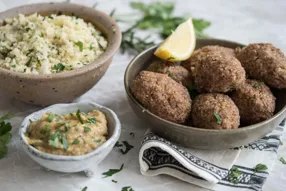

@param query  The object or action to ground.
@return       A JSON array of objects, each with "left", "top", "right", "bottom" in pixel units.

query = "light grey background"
[{"left": 0, "top": 0, "right": 285, "bottom": 190}]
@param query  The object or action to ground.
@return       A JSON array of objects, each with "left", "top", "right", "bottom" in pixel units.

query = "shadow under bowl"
[{"left": 124, "top": 38, "right": 286, "bottom": 149}]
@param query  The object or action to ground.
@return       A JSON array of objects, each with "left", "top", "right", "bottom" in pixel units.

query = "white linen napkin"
[{"left": 139, "top": 119, "right": 285, "bottom": 191}]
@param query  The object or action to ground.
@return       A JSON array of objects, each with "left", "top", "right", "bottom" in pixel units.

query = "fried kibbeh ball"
[
  {"left": 191, "top": 93, "right": 240, "bottom": 130},
  {"left": 235, "top": 43, "right": 286, "bottom": 89},
  {"left": 231, "top": 79, "right": 276, "bottom": 125},
  {"left": 182, "top": 45, "right": 235, "bottom": 78},
  {"left": 147, "top": 60, "right": 193, "bottom": 86},
  {"left": 131, "top": 71, "right": 192, "bottom": 124},
  {"left": 193, "top": 51, "right": 246, "bottom": 93}
]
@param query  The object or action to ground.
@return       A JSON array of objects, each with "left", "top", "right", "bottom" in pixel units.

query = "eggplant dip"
[{"left": 25, "top": 109, "right": 108, "bottom": 156}]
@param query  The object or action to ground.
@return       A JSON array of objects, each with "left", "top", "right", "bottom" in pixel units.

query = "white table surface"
[{"left": 0, "top": 0, "right": 286, "bottom": 190}]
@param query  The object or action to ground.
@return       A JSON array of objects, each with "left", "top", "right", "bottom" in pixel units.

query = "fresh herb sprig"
[
  {"left": 102, "top": 164, "right": 124, "bottom": 178},
  {"left": 0, "top": 112, "right": 14, "bottom": 159},
  {"left": 115, "top": 141, "right": 134, "bottom": 154},
  {"left": 280, "top": 157, "right": 286, "bottom": 164},
  {"left": 116, "top": 2, "right": 211, "bottom": 55}
]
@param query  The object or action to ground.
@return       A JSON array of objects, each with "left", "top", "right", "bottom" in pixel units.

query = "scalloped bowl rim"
[{"left": 19, "top": 101, "right": 121, "bottom": 161}]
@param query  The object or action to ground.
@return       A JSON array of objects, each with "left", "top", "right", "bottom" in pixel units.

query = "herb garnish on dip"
[{"left": 25, "top": 110, "right": 108, "bottom": 156}]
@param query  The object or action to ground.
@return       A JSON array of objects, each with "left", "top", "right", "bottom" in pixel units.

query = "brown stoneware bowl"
[
  {"left": 0, "top": 3, "right": 121, "bottom": 106},
  {"left": 124, "top": 38, "right": 286, "bottom": 149}
]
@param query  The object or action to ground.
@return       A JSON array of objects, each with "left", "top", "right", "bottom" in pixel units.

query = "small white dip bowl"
[{"left": 19, "top": 102, "right": 121, "bottom": 177}]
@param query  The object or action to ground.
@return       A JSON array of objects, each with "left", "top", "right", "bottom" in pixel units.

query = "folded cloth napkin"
[{"left": 139, "top": 119, "right": 285, "bottom": 191}]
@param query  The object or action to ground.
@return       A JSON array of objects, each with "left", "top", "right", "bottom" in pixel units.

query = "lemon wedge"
[{"left": 154, "top": 18, "right": 196, "bottom": 62}]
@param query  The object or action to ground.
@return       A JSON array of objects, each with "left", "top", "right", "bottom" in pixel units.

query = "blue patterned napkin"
[{"left": 139, "top": 119, "right": 285, "bottom": 191}]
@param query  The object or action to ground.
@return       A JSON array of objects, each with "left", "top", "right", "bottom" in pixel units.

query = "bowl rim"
[
  {"left": 19, "top": 101, "right": 121, "bottom": 161},
  {"left": 124, "top": 38, "right": 286, "bottom": 134},
  {"left": 0, "top": 2, "right": 122, "bottom": 80}
]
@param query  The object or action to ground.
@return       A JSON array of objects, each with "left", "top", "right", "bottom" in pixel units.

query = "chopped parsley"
[
  {"left": 89, "top": 44, "right": 93, "bottom": 50},
  {"left": 48, "top": 113, "right": 54, "bottom": 122},
  {"left": 53, "top": 63, "right": 65, "bottom": 72},
  {"left": 25, "top": 57, "right": 32, "bottom": 67},
  {"left": 214, "top": 112, "right": 222, "bottom": 125},
  {"left": 84, "top": 126, "right": 91, "bottom": 132},
  {"left": 29, "top": 119, "right": 33, "bottom": 124},
  {"left": 280, "top": 157, "right": 286, "bottom": 164},
  {"left": 40, "top": 129, "right": 47, "bottom": 135},
  {"left": 120, "top": 141, "right": 134, "bottom": 154},
  {"left": 87, "top": 117, "right": 96, "bottom": 124},
  {"left": 254, "top": 163, "right": 268, "bottom": 172},
  {"left": 102, "top": 164, "right": 124, "bottom": 178},
  {"left": 252, "top": 83, "right": 261, "bottom": 89},
  {"left": 76, "top": 110, "right": 84, "bottom": 124},
  {"left": 122, "top": 186, "right": 134, "bottom": 191},
  {"left": 93, "top": 139, "right": 101, "bottom": 143},
  {"left": 62, "top": 136, "right": 68, "bottom": 149},
  {"left": 72, "top": 139, "right": 80, "bottom": 145},
  {"left": 81, "top": 186, "right": 88, "bottom": 191},
  {"left": 48, "top": 136, "right": 59, "bottom": 148},
  {"left": 74, "top": 41, "right": 84, "bottom": 52},
  {"left": 112, "top": 180, "right": 118, "bottom": 183},
  {"left": 115, "top": 141, "right": 123, "bottom": 147},
  {"left": 65, "top": 123, "right": 70, "bottom": 131},
  {"left": 0, "top": 113, "right": 13, "bottom": 159},
  {"left": 229, "top": 167, "right": 242, "bottom": 184}
]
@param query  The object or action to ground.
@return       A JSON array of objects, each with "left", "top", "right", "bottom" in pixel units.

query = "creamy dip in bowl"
[{"left": 19, "top": 101, "right": 121, "bottom": 176}]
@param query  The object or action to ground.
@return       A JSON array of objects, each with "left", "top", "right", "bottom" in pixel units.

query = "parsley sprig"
[
  {"left": 116, "top": 2, "right": 211, "bottom": 55},
  {"left": 0, "top": 112, "right": 14, "bottom": 159},
  {"left": 102, "top": 164, "right": 124, "bottom": 178}
]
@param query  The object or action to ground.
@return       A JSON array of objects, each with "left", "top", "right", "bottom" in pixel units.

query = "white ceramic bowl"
[{"left": 19, "top": 102, "right": 121, "bottom": 177}]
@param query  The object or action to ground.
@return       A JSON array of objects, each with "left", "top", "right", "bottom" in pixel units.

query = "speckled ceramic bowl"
[
  {"left": 0, "top": 3, "right": 121, "bottom": 106},
  {"left": 19, "top": 102, "right": 121, "bottom": 176},
  {"left": 124, "top": 38, "right": 286, "bottom": 149}
]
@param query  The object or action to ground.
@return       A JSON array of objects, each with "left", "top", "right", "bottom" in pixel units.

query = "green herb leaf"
[
  {"left": 93, "top": 139, "right": 101, "bottom": 143},
  {"left": 53, "top": 63, "right": 65, "bottom": 72},
  {"left": 102, "top": 164, "right": 124, "bottom": 178},
  {"left": 0, "top": 121, "right": 12, "bottom": 136},
  {"left": 122, "top": 186, "right": 134, "bottom": 191},
  {"left": 62, "top": 136, "right": 68, "bottom": 149},
  {"left": 120, "top": 141, "right": 134, "bottom": 154},
  {"left": 65, "top": 123, "right": 70, "bottom": 131},
  {"left": 48, "top": 136, "right": 59, "bottom": 148},
  {"left": 115, "top": 141, "right": 123, "bottom": 147},
  {"left": 40, "top": 129, "right": 47, "bottom": 135},
  {"left": 84, "top": 126, "right": 91, "bottom": 132},
  {"left": 87, "top": 117, "right": 97, "bottom": 124},
  {"left": 280, "top": 157, "right": 286, "bottom": 164},
  {"left": 48, "top": 113, "right": 54, "bottom": 122},
  {"left": 0, "top": 144, "right": 7, "bottom": 159},
  {"left": 74, "top": 41, "right": 84, "bottom": 52},
  {"left": 25, "top": 57, "right": 32, "bottom": 67},
  {"left": 72, "top": 139, "right": 80, "bottom": 145},
  {"left": 254, "top": 163, "right": 268, "bottom": 172},
  {"left": 252, "top": 83, "right": 261, "bottom": 89},
  {"left": 118, "top": 2, "right": 210, "bottom": 55},
  {"left": 0, "top": 112, "right": 14, "bottom": 123},
  {"left": 229, "top": 167, "right": 242, "bottom": 184},
  {"left": 214, "top": 112, "right": 222, "bottom": 125},
  {"left": 76, "top": 110, "right": 84, "bottom": 124},
  {"left": 112, "top": 179, "right": 118, "bottom": 183},
  {"left": 81, "top": 186, "right": 88, "bottom": 191},
  {"left": 0, "top": 133, "right": 12, "bottom": 145}
]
